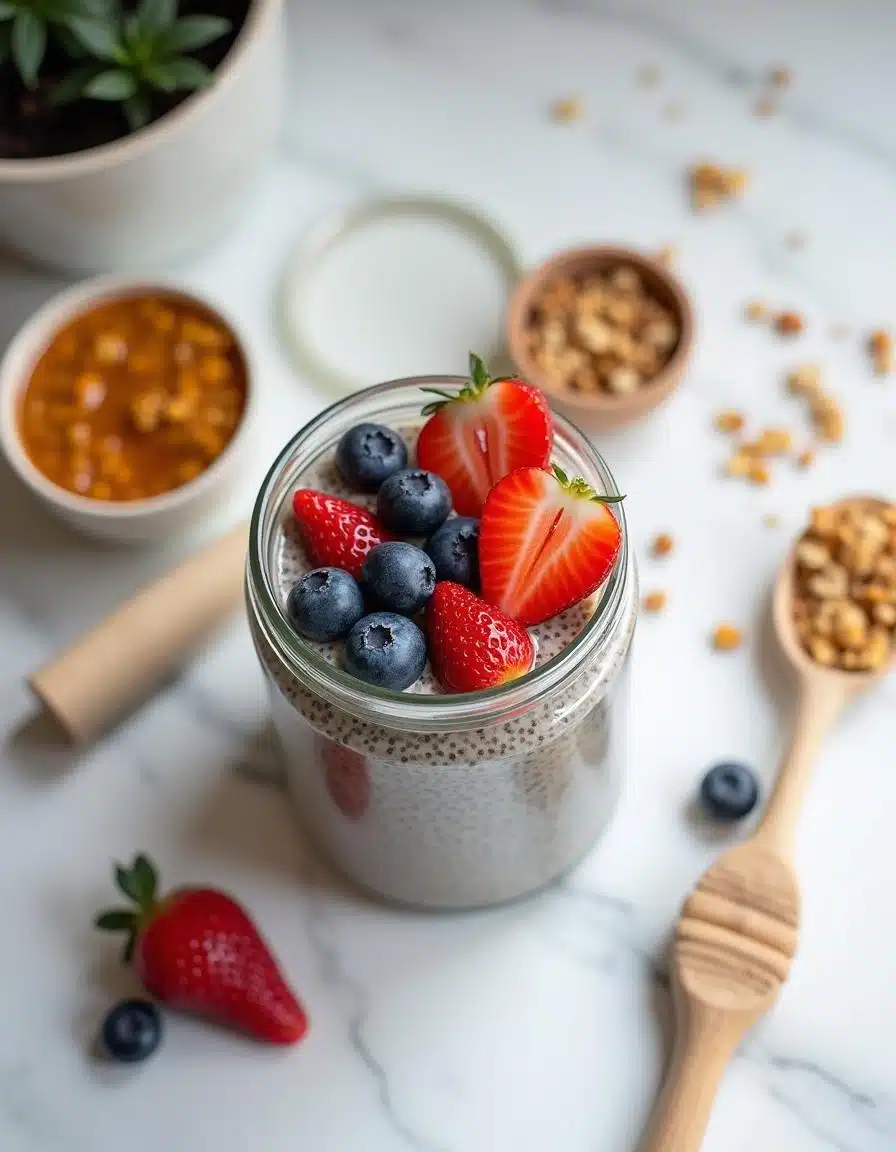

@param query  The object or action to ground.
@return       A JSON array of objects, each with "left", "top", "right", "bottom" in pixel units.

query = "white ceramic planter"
[{"left": 0, "top": 0, "right": 283, "bottom": 273}]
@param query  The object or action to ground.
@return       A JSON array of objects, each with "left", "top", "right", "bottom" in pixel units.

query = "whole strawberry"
[
  {"left": 417, "top": 352, "right": 554, "bottom": 517},
  {"left": 426, "top": 581, "right": 535, "bottom": 693},
  {"left": 96, "top": 854, "right": 308, "bottom": 1045},
  {"left": 292, "top": 489, "right": 392, "bottom": 579}
]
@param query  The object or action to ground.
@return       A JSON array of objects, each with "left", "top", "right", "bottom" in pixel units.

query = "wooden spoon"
[{"left": 642, "top": 496, "right": 895, "bottom": 1151}]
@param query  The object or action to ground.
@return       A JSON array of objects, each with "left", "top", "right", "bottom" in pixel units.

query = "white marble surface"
[{"left": 2, "top": 0, "right": 896, "bottom": 1148}]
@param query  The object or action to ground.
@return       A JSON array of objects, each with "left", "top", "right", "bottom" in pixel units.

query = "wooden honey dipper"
[{"left": 642, "top": 497, "right": 895, "bottom": 1151}]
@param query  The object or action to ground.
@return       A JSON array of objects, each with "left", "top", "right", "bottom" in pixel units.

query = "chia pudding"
[{"left": 246, "top": 377, "right": 637, "bottom": 909}]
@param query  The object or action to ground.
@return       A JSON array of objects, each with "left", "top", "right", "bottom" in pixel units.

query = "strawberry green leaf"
[
  {"left": 11, "top": 10, "right": 46, "bottom": 88},
  {"left": 551, "top": 463, "right": 569, "bottom": 486},
  {"left": 468, "top": 351, "right": 490, "bottom": 390},
  {"left": 132, "top": 853, "right": 158, "bottom": 900},
  {"left": 85, "top": 67, "right": 137, "bottom": 99},
  {"left": 95, "top": 909, "right": 136, "bottom": 932},
  {"left": 160, "top": 13, "right": 229, "bottom": 52}
]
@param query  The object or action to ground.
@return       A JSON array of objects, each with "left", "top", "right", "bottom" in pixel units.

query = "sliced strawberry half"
[
  {"left": 292, "top": 490, "right": 392, "bottom": 579},
  {"left": 416, "top": 352, "right": 553, "bottom": 517},
  {"left": 479, "top": 466, "right": 624, "bottom": 626},
  {"left": 426, "top": 581, "right": 535, "bottom": 693}
]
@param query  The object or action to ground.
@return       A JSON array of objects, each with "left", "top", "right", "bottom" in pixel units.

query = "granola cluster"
[
  {"left": 523, "top": 265, "right": 680, "bottom": 396},
  {"left": 793, "top": 503, "right": 896, "bottom": 671}
]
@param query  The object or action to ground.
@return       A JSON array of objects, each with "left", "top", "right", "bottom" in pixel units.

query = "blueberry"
[
  {"left": 362, "top": 542, "right": 436, "bottom": 616},
  {"left": 425, "top": 517, "right": 480, "bottom": 588},
  {"left": 287, "top": 567, "right": 365, "bottom": 641},
  {"left": 101, "top": 1000, "right": 162, "bottom": 1064},
  {"left": 344, "top": 612, "right": 427, "bottom": 690},
  {"left": 336, "top": 423, "right": 408, "bottom": 492},
  {"left": 377, "top": 469, "right": 452, "bottom": 536},
  {"left": 700, "top": 762, "right": 760, "bottom": 821}
]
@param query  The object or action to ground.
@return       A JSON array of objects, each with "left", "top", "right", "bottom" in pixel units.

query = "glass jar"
[{"left": 246, "top": 378, "right": 638, "bottom": 909}]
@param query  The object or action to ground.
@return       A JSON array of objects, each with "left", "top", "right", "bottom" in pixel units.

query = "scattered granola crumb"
[
  {"left": 643, "top": 590, "right": 668, "bottom": 613},
  {"left": 792, "top": 500, "right": 896, "bottom": 672},
  {"left": 712, "top": 623, "right": 743, "bottom": 651},
  {"left": 748, "top": 460, "right": 771, "bottom": 486},
  {"left": 754, "top": 427, "right": 793, "bottom": 456},
  {"left": 796, "top": 448, "right": 816, "bottom": 470},
  {"left": 770, "top": 65, "right": 793, "bottom": 89},
  {"left": 745, "top": 300, "right": 769, "bottom": 322},
  {"left": 638, "top": 64, "right": 662, "bottom": 87},
  {"left": 715, "top": 409, "right": 745, "bottom": 434},
  {"left": 551, "top": 97, "right": 584, "bottom": 122},
  {"left": 775, "top": 310, "right": 805, "bottom": 336},
  {"left": 725, "top": 451, "right": 752, "bottom": 479},
  {"left": 755, "top": 94, "right": 777, "bottom": 117},
  {"left": 785, "top": 230, "right": 807, "bottom": 250},
  {"left": 787, "top": 364, "right": 821, "bottom": 395},
  {"left": 869, "top": 329, "right": 894, "bottom": 375},
  {"left": 651, "top": 532, "right": 674, "bottom": 558},
  {"left": 690, "top": 161, "right": 749, "bottom": 212},
  {"left": 663, "top": 100, "right": 686, "bottom": 122},
  {"left": 763, "top": 513, "right": 781, "bottom": 529}
]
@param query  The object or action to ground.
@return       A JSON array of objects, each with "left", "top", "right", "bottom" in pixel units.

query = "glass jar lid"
[{"left": 278, "top": 196, "right": 522, "bottom": 395}]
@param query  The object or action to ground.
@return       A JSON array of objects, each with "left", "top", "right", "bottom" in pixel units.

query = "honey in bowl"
[{"left": 17, "top": 292, "right": 248, "bottom": 503}]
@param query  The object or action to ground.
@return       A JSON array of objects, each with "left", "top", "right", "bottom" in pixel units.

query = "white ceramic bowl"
[
  {"left": 0, "top": 0, "right": 283, "bottom": 272},
  {"left": 0, "top": 276, "right": 256, "bottom": 542}
]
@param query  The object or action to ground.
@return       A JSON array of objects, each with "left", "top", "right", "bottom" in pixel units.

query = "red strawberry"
[
  {"left": 96, "top": 854, "right": 308, "bottom": 1045},
  {"left": 317, "top": 734, "right": 370, "bottom": 820},
  {"left": 426, "top": 581, "right": 535, "bottom": 693},
  {"left": 416, "top": 352, "right": 553, "bottom": 516},
  {"left": 292, "top": 489, "right": 392, "bottom": 578},
  {"left": 480, "top": 465, "right": 623, "bottom": 626}
]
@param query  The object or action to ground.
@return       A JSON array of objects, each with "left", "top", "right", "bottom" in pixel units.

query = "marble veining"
[{"left": 2, "top": 0, "right": 896, "bottom": 1148}]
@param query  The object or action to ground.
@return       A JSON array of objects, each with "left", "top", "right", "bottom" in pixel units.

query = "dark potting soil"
[{"left": 0, "top": 0, "right": 250, "bottom": 160}]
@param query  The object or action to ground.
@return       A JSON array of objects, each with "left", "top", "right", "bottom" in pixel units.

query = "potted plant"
[{"left": 0, "top": 0, "right": 282, "bottom": 271}]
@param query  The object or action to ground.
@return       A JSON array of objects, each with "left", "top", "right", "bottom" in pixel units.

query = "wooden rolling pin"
[{"left": 28, "top": 522, "right": 248, "bottom": 744}]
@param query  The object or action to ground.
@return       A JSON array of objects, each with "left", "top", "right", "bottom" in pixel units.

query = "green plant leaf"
[
  {"left": 136, "top": 0, "right": 175, "bottom": 33},
  {"left": 160, "top": 13, "right": 228, "bottom": 52},
  {"left": 66, "top": 14, "right": 121, "bottom": 60},
  {"left": 12, "top": 9, "right": 47, "bottom": 87},
  {"left": 0, "top": 23, "right": 11, "bottom": 66},
  {"left": 142, "top": 59, "right": 176, "bottom": 89},
  {"left": 163, "top": 54, "right": 209, "bottom": 88},
  {"left": 51, "top": 60, "right": 101, "bottom": 102},
  {"left": 52, "top": 21, "right": 87, "bottom": 56},
  {"left": 84, "top": 66, "right": 135, "bottom": 98},
  {"left": 54, "top": 63, "right": 101, "bottom": 101},
  {"left": 123, "top": 90, "right": 150, "bottom": 130},
  {"left": 0, "top": 2, "right": 16, "bottom": 19}
]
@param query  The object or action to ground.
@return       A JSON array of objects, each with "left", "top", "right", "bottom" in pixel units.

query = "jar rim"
[{"left": 246, "top": 376, "right": 630, "bottom": 732}]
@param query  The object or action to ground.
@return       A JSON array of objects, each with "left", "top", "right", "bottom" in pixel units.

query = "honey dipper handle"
[
  {"left": 641, "top": 1001, "right": 743, "bottom": 1152},
  {"left": 28, "top": 522, "right": 249, "bottom": 745},
  {"left": 754, "top": 678, "right": 847, "bottom": 859}
]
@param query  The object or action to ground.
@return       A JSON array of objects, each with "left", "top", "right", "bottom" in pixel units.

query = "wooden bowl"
[{"left": 505, "top": 245, "right": 695, "bottom": 433}]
